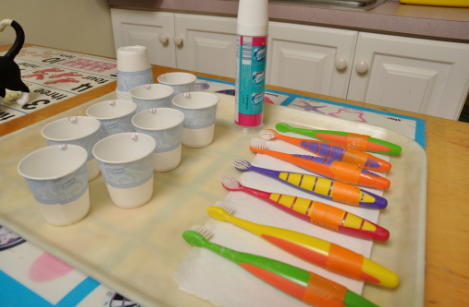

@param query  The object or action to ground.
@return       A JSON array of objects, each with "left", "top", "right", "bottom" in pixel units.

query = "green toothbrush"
[
  {"left": 183, "top": 226, "right": 379, "bottom": 307},
  {"left": 276, "top": 123, "right": 401, "bottom": 155}
]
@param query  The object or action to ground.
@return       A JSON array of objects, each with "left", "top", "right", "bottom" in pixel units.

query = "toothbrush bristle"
[
  {"left": 232, "top": 159, "right": 251, "bottom": 171},
  {"left": 216, "top": 201, "right": 235, "bottom": 215},
  {"left": 220, "top": 174, "right": 240, "bottom": 190},
  {"left": 260, "top": 129, "right": 277, "bottom": 140},
  {"left": 189, "top": 225, "right": 213, "bottom": 240},
  {"left": 251, "top": 138, "right": 266, "bottom": 150}
]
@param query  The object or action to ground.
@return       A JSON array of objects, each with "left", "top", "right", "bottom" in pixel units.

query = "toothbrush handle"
[
  {"left": 259, "top": 150, "right": 390, "bottom": 189},
  {"left": 276, "top": 132, "right": 391, "bottom": 172},
  {"left": 250, "top": 165, "right": 388, "bottom": 209},
  {"left": 226, "top": 216, "right": 398, "bottom": 287},
  {"left": 242, "top": 185, "right": 389, "bottom": 241},
  {"left": 240, "top": 185, "right": 311, "bottom": 223},
  {"left": 202, "top": 240, "right": 378, "bottom": 307},
  {"left": 308, "top": 130, "right": 401, "bottom": 155}
]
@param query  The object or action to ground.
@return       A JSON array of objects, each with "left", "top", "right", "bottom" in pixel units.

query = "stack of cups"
[{"left": 116, "top": 46, "right": 154, "bottom": 100}]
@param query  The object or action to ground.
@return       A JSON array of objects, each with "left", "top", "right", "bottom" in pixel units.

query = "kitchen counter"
[
  {"left": 2, "top": 44, "right": 469, "bottom": 307},
  {"left": 107, "top": 0, "right": 469, "bottom": 42}
]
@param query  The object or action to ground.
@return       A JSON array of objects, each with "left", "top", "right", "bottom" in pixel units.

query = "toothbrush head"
[
  {"left": 183, "top": 225, "right": 213, "bottom": 247},
  {"left": 232, "top": 159, "right": 251, "bottom": 171},
  {"left": 275, "top": 123, "right": 292, "bottom": 133},
  {"left": 250, "top": 138, "right": 266, "bottom": 153},
  {"left": 260, "top": 129, "right": 278, "bottom": 141},
  {"left": 220, "top": 174, "right": 241, "bottom": 191},
  {"left": 207, "top": 201, "right": 234, "bottom": 221}
]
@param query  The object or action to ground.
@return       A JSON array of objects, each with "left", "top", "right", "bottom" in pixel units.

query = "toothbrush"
[
  {"left": 250, "top": 138, "right": 390, "bottom": 190},
  {"left": 220, "top": 174, "right": 389, "bottom": 241},
  {"left": 260, "top": 129, "right": 391, "bottom": 172},
  {"left": 275, "top": 123, "right": 402, "bottom": 155},
  {"left": 183, "top": 226, "right": 379, "bottom": 307},
  {"left": 207, "top": 203, "right": 399, "bottom": 288},
  {"left": 232, "top": 159, "right": 387, "bottom": 209}
]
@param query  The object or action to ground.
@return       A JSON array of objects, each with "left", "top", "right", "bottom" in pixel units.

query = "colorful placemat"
[
  {"left": 0, "top": 46, "right": 117, "bottom": 123},
  {"left": 1, "top": 58, "right": 425, "bottom": 307}
]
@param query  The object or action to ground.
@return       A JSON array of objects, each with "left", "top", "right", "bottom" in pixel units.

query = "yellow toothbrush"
[{"left": 208, "top": 202, "right": 398, "bottom": 288}]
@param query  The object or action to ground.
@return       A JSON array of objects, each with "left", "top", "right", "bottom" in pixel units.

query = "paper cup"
[
  {"left": 157, "top": 73, "right": 196, "bottom": 97},
  {"left": 172, "top": 92, "right": 219, "bottom": 148},
  {"left": 130, "top": 84, "right": 174, "bottom": 113},
  {"left": 93, "top": 133, "right": 156, "bottom": 209},
  {"left": 117, "top": 45, "right": 151, "bottom": 73},
  {"left": 132, "top": 108, "right": 184, "bottom": 172},
  {"left": 41, "top": 116, "right": 101, "bottom": 181},
  {"left": 86, "top": 100, "right": 137, "bottom": 138},
  {"left": 17, "top": 145, "right": 90, "bottom": 226}
]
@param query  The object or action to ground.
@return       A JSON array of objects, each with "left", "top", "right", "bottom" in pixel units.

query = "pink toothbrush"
[{"left": 220, "top": 174, "right": 389, "bottom": 241}]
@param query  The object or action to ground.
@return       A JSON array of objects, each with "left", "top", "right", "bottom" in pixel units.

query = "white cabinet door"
[
  {"left": 267, "top": 22, "right": 358, "bottom": 99},
  {"left": 174, "top": 14, "right": 237, "bottom": 78},
  {"left": 111, "top": 9, "right": 176, "bottom": 68},
  {"left": 347, "top": 33, "right": 469, "bottom": 120}
]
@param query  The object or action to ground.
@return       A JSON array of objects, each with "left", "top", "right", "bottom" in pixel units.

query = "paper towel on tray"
[{"left": 173, "top": 136, "right": 390, "bottom": 307}]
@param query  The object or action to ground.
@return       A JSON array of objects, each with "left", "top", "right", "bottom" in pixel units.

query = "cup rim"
[
  {"left": 130, "top": 84, "right": 174, "bottom": 101},
  {"left": 132, "top": 108, "right": 185, "bottom": 131},
  {"left": 41, "top": 116, "right": 101, "bottom": 142},
  {"left": 86, "top": 100, "right": 137, "bottom": 120},
  {"left": 17, "top": 145, "right": 88, "bottom": 181},
  {"left": 92, "top": 133, "right": 156, "bottom": 165},
  {"left": 157, "top": 72, "right": 197, "bottom": 86},
  {"left": 172, "top": 92, "right": 219, "bottom": 110}
]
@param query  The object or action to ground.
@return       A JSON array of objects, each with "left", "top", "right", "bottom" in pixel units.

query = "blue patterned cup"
[
  {"left": 41, "top": 116, "right": 101, "bottom": 181},
  {"left": 172, "top": 92, "right": 219, "bottom": 148},
  {"left": 17, "top": 145, "right": 90, "bottom": 226},
  {"left": 130, "top": 84, "right": 174, "bottom": 113},
  {"left": 93, "top": 133, "right": 156, "bottom": 209},
  {"left": 132, "top": 108, "right": 184, "bottom": 172},
  {"left": 117, "top": 68, "right": 154, "bottom": 93},
  {"left": 157, "top": 73, "right": 196, "bottom": 98},
  {"left": 86, "top": 100, "right": 137, "bottom": 138}
]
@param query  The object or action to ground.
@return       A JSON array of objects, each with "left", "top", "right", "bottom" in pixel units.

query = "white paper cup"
[
  {"left": 86, "top": 100, "right": 137, "bottom": 138},
  {"left": 17, "top": 145, "right": 90, "bottom": 226},
  {"left": 116, "top": 89, "right": 132, "bottom": 101},
  {"left": 130, "top": 84, "right": 174, "bottom": 113},
  {"left": 117, "top": 46, "right": 153, "bottom": 93},
  {"left": 117, "top": 45, "right": 151, "bottom": 73},
  {"left": 157, "top": 73, "right": 196, "bottom": 97},
  {"left": 93, "top": 133, "right": 156, "bottom": 209},
  {"left": 172, "top": 92, "right": 219, "bottom": 148},
  {"left": 132, "top": 108, "right": 184, "bottom": 172},
  {"left": 41, "top": 116, "right": 101, "bottom": 181}
]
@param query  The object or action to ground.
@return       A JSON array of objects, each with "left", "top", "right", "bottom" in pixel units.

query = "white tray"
[{"left": 0, "top": 92, "right": 426, "bottom": 307}]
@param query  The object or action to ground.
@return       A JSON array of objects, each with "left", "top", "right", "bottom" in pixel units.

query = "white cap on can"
[{"left": 237, "top": 0, "right": 269, "bottom": 37}]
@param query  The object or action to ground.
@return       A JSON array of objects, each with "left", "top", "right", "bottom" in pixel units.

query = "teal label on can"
[{"left": 235, "top": 35, "right": 267, "bottom": 126}]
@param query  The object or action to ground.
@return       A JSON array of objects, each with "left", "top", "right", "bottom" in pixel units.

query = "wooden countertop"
[
  {"left": 108, "top": 1, "right": 469, "bottom": 42},
  {"left": 2, "top": 44, "right": 469, "bottom": 306}
]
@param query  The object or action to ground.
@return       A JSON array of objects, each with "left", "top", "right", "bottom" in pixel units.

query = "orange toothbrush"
[
  {"left": 260, "top": 129, "right": 391, "bottom": 172},
  {"left": 250, "top": 138, "right": 390, "bottom": 190}
]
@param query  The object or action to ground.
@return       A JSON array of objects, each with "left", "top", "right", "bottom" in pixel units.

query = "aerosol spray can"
[{"left": 232, "top": 0, "right": 268, "bottom": 134}]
